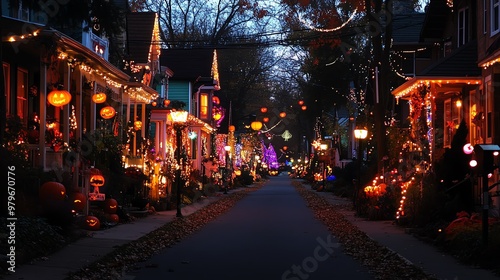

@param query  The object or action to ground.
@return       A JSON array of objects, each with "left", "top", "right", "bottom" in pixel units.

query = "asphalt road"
[{"left": 127, "top": 175, "right": 373, "bottom": 280}]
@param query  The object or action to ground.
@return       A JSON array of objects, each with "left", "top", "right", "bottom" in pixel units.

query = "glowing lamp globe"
[
  {"left": 298, "top": 100, "right": 304, "bottom": 105},
  {"left": 261, "top": 107, "right": 268, "bottom": 113},
  {"left": 463, "top": 143, "right": 474, "bottom": 155},
  {"left": 263, "top": 117, "right": 269, "bottom": 123},
  {"left": 48, "top": 88, "right": 71, "bottom": 106},
  {"left": 92, "top": 92, "right": 107, "bottom": 103},
  {"left": 229, "top": 125, "right": 236, "bottom": 132},
  {"left": 301, "top": 105, "right": 307, "bottom": 111},
  {"left": 170, "top": 110, "right": 188, "bottom": 124},
  {"left": 251, "top": 121, "right": 262, "bottom": 131},
  {"left": 354, "top": 127, "right": 368, "bottom": 139},
  {"left": 279, "top": 112, "right": 286, "bottom": 118}
]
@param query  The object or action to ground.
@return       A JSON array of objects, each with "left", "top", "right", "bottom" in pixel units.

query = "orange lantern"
[
  {"left": 283, "top": 146, "right": 288, "bottom": 151},
  {"left": 301, "top": 105, "right": 307, "bottom": 111},
  {"left": 100, "top": 106, "right": 116, "bottom": 119},
  {"left": 70, "top": 192, "right": 87, "bottom": 212},
  {"left": 84, "top": 216, "right": 101, "bottom": 230},
  {"left": 229, "top": 125, "right": 236, "bottom": 132},
  {"left": 298, "top": 100, "right": 304, "bottom": 105},
  {"left": 261, "top": 107, "right": 268, "bottom": 113},
  {"left": 104, "top": 198, "right": 118, "bottom": 214},
  {"left": 251, "top": 121, "right": 263, "bottom": 131},
  {"left": 279, "top": 112, "right": 287, "bottom": 118},
  {"left": 263, "top": 117, "right": 269, "bottom": 123},
  {"left": 151, "top": 100, "right": 158, "bottom": 107},
  {"left": 48, "top": 88, "right": 72, "bottom": 106},
  {"left": 92, "top": 92, "right": 107, "bottom": 103},
  {"left": 163, "top": 99, "right": 171, "bottom": 106},
  {"left": 40, "top": 181, "right": 66, "bottom": 202}
]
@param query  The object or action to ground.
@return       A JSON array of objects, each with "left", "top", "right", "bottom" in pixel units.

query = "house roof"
[
  {"left": 160, "top": 48, "right": 215, "bottom": 80},
  {"left": 419, "top": 40, "right": 480, "bottom": 77},
  {"left": 126, "top": 12, "right": 157, "bottom": 64},
  {"left": 419, "top": 0, "right": 451, "bottom": 41},
  {"left": 392, "top": 13, "right": 426, "bottom": 45}
]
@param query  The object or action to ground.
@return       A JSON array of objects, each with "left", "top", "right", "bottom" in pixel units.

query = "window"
[
  {"left": 17, "top": 68, "right": 28, "bottom": 122},
  {"left": 484, "top": 0, "right": 488, "bottom": 34},
  {"left": 3, "top": 63, "right": 10, "bottom": 116},
  {"left": 492, "top": 0, "right": 500, "bottom": 35},
  {"left": 458, "top": 7, "right": 469, "bottom": 46},
  {"left": 200, "top": 93, "right": 208, "bottom": 119},
  {"left": 486, "top": 78, "right": 493, "bottom": 142}
]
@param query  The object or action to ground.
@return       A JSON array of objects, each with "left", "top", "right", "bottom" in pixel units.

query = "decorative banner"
[{"left": 281, "top": 130, "right": 292, "bottom": 141}]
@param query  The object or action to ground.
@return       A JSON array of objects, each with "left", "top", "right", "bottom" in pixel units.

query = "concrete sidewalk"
[
  {"left": 3, "top": 191, "right": 238, "bottom": 280},
  {"left": 310, "top": 188, "right": 500, "bottom": 280}
]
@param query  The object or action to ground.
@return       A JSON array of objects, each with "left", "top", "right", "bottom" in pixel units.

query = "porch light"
[{"left": 354, "top": 127, "right": 368, "bottom": 140}]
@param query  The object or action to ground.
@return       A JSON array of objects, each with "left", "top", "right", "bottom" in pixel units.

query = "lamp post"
[
  {"left": 170, "top": 110, "right": 189, "bottom": 218},
  {"left": 354, "top": 127, "right": 368, "bottom": 208},
  {"left": 224, "top": 145, "right": 231, "bottom": 194}
]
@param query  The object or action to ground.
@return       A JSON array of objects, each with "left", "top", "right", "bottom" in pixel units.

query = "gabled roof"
[
  {"left": 160, "top": 48, "right": 214, "bottom": 80},
  {"left": 126, "top": 12, "right": 157, "bottom": 64},
  {"left": 392, "top": 13, "right": 426, "bottom": 45},
  {"left": 419, "top": 40, "right": 480, "bottom": 77}
]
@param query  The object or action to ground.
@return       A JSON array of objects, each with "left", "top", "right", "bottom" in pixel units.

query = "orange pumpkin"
[
  {"left": 104, "top": 198, "right": 118, "bottom": 214},
  {"left": 40, "top": 182, "right": 66, "bottom": 202},
  {"left": 151, "top": 100, "right": 157, "bottom": 107},
  {"left": 228, "top": 125, "right": 235, "bottom": 132},
  {"left": 262, "top": 117, "right": 269, "bottom": 123},
  {"left": 70, "top": 192, "right": 87, "bottom": 212},
  {"left": 283, "top": 146, "right": 288, "bottom": 151},
  {"left": 163, "top": 99, "right": 171, "bottom": 106},
  {"left": 90, "top": 174, "right": 105, "bottom": 188},
  {"left": 92, "top": 92, "right": 107, "bottom": 103},
  {"left": 260, "top": 107, "right": 267, "bottom": 113},
  {"left": 100, "top": 106, "right": 116, "bottom": 119},
  {"left": 106, "top": 214, "right": 119, "bottom": 224},
  {"left": 251, "top": 121, "right": 262, "bottom": 131},
  {"left": 48, "top": 89, "right": 72, "bottom": 106},
  {"left": 84, "top": 216, "right": 100, "bottom": 230}
]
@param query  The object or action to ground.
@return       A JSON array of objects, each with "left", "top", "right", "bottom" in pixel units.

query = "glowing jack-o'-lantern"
[
  {"left": 251, "top": 121, "right": 262, "bottom": 131},
  {"left": 48, "top": 88, "right": 72, "bottom": 106},
  {"left": 279, "top": 112, "right": 287, "bottom": 118},
  {"left": 260, "top": 107, "right": 267, "bottom": 113},
  {"left": 92, "top": 92, "right": 107, "bottom": 103},
  {"left": 229, "top": 125, "right": 235, "bottom": 132},
  {"left": 84, "top": 216, "right": 101, "bottom": 230},
  {"left": 262, "top": 117, "right": 269, "bottom": 123},
  {"left": 100, "top": 106, "right": 116, "bottom": 119},
  {"left": 134, "top": 119, "right": 142, "bottom": 130},
  {"left": 90, "top": 174, "right": 105, "bottom": 188},
  {"left": 104, "top": 198, "right": 118, "bottom": 214},
  {"left": 163, "top": 99, "right": 171, "bottom": 106},
  {"left": 40, "top": 181, "right": 66, "bottom": 202},
  {"left": 70, "top": 192, "right": 87, "bottom": 212}
]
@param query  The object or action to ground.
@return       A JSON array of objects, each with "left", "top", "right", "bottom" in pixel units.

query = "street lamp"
[
  {"left": 224, "top": 145, "right": 231, "bottom": 194},
  {"left": 170, "top": 110, "right": 189, "bottom": 218},
  {"left": 354, "top": 127, "right": 368, "bottom": 208}
]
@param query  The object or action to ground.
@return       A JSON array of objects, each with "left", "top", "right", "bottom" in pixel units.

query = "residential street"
[{"left": 125, "top": 176, "right": 373, "bottom": 280}]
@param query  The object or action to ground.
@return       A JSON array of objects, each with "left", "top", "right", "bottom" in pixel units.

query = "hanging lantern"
[
  {"left": 298, "top": 100, "right": 304, "bottom": 105},
  {"left": 301, "top": 105, "right": 307, "bottom": 111},
  {"left": 262, "top": 117, "right": 269, "bottom": 123},
  {"left": 92, "top": 92, "right": 107, "bottom": 103},
  {"left": 229, "top": 125, "right": 236, "bottom": 132},
  {"left": 48, "top": 87, "right": 71, "bottom": 106},
  {"left": 151, "top": 100, "right": 158, "bottom": 107},
  {"left": 163, "top": 99, "right": 171, "bottom": 106},
  {"left": 260, "top": 107, "right": 268, "bottom": 113},
  {"left": 279, "top": 112, "right": 287, "bottom": 118},
  {"left": 251, "top": 121, "right": 262, "bottom": 131},
  {"left": 100, "top": 106, "right": 116, "bottom": 119}
]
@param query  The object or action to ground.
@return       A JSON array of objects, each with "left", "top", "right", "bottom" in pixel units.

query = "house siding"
[{"left": 168, "top": 81, "right": 191, "bottom": 110}]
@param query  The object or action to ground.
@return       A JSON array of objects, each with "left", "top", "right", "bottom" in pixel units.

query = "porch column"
[
  {"left": 63, "top": 63, "right": 70, "bottom": 144},
  {"left": 39, "top": 62, "right": 47, "bottom": 169},
  {"left": 90, "top": 82, "right": 96, "bottom": 132},
  {"left": 141, "top": 103, "right": 146, "bottom": 138}
]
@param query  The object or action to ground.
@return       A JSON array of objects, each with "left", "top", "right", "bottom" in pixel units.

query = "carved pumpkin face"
[
  {"left": 92, "top": 92, "right": 107, "bottom": 103},
  {"left": 90, "top": 174, "right": 105, "bottom": 187},
  {"left": 71, "top": 192, "right": 87, "bottom": 212},
  {"left": 100, "top": 106, "right": 116, "bottom": 119},
  {"left": 40, "top": 181, "right": 66, "bottom": 202},
  {"left": 48, "top": 89, "right": 71, "bottom": 106},
  {"left": 85, "top": 216, "right": 100, "bottom": 230},
  {"left": 104, "top": 198, "right": 118, "bottom": 214}
]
